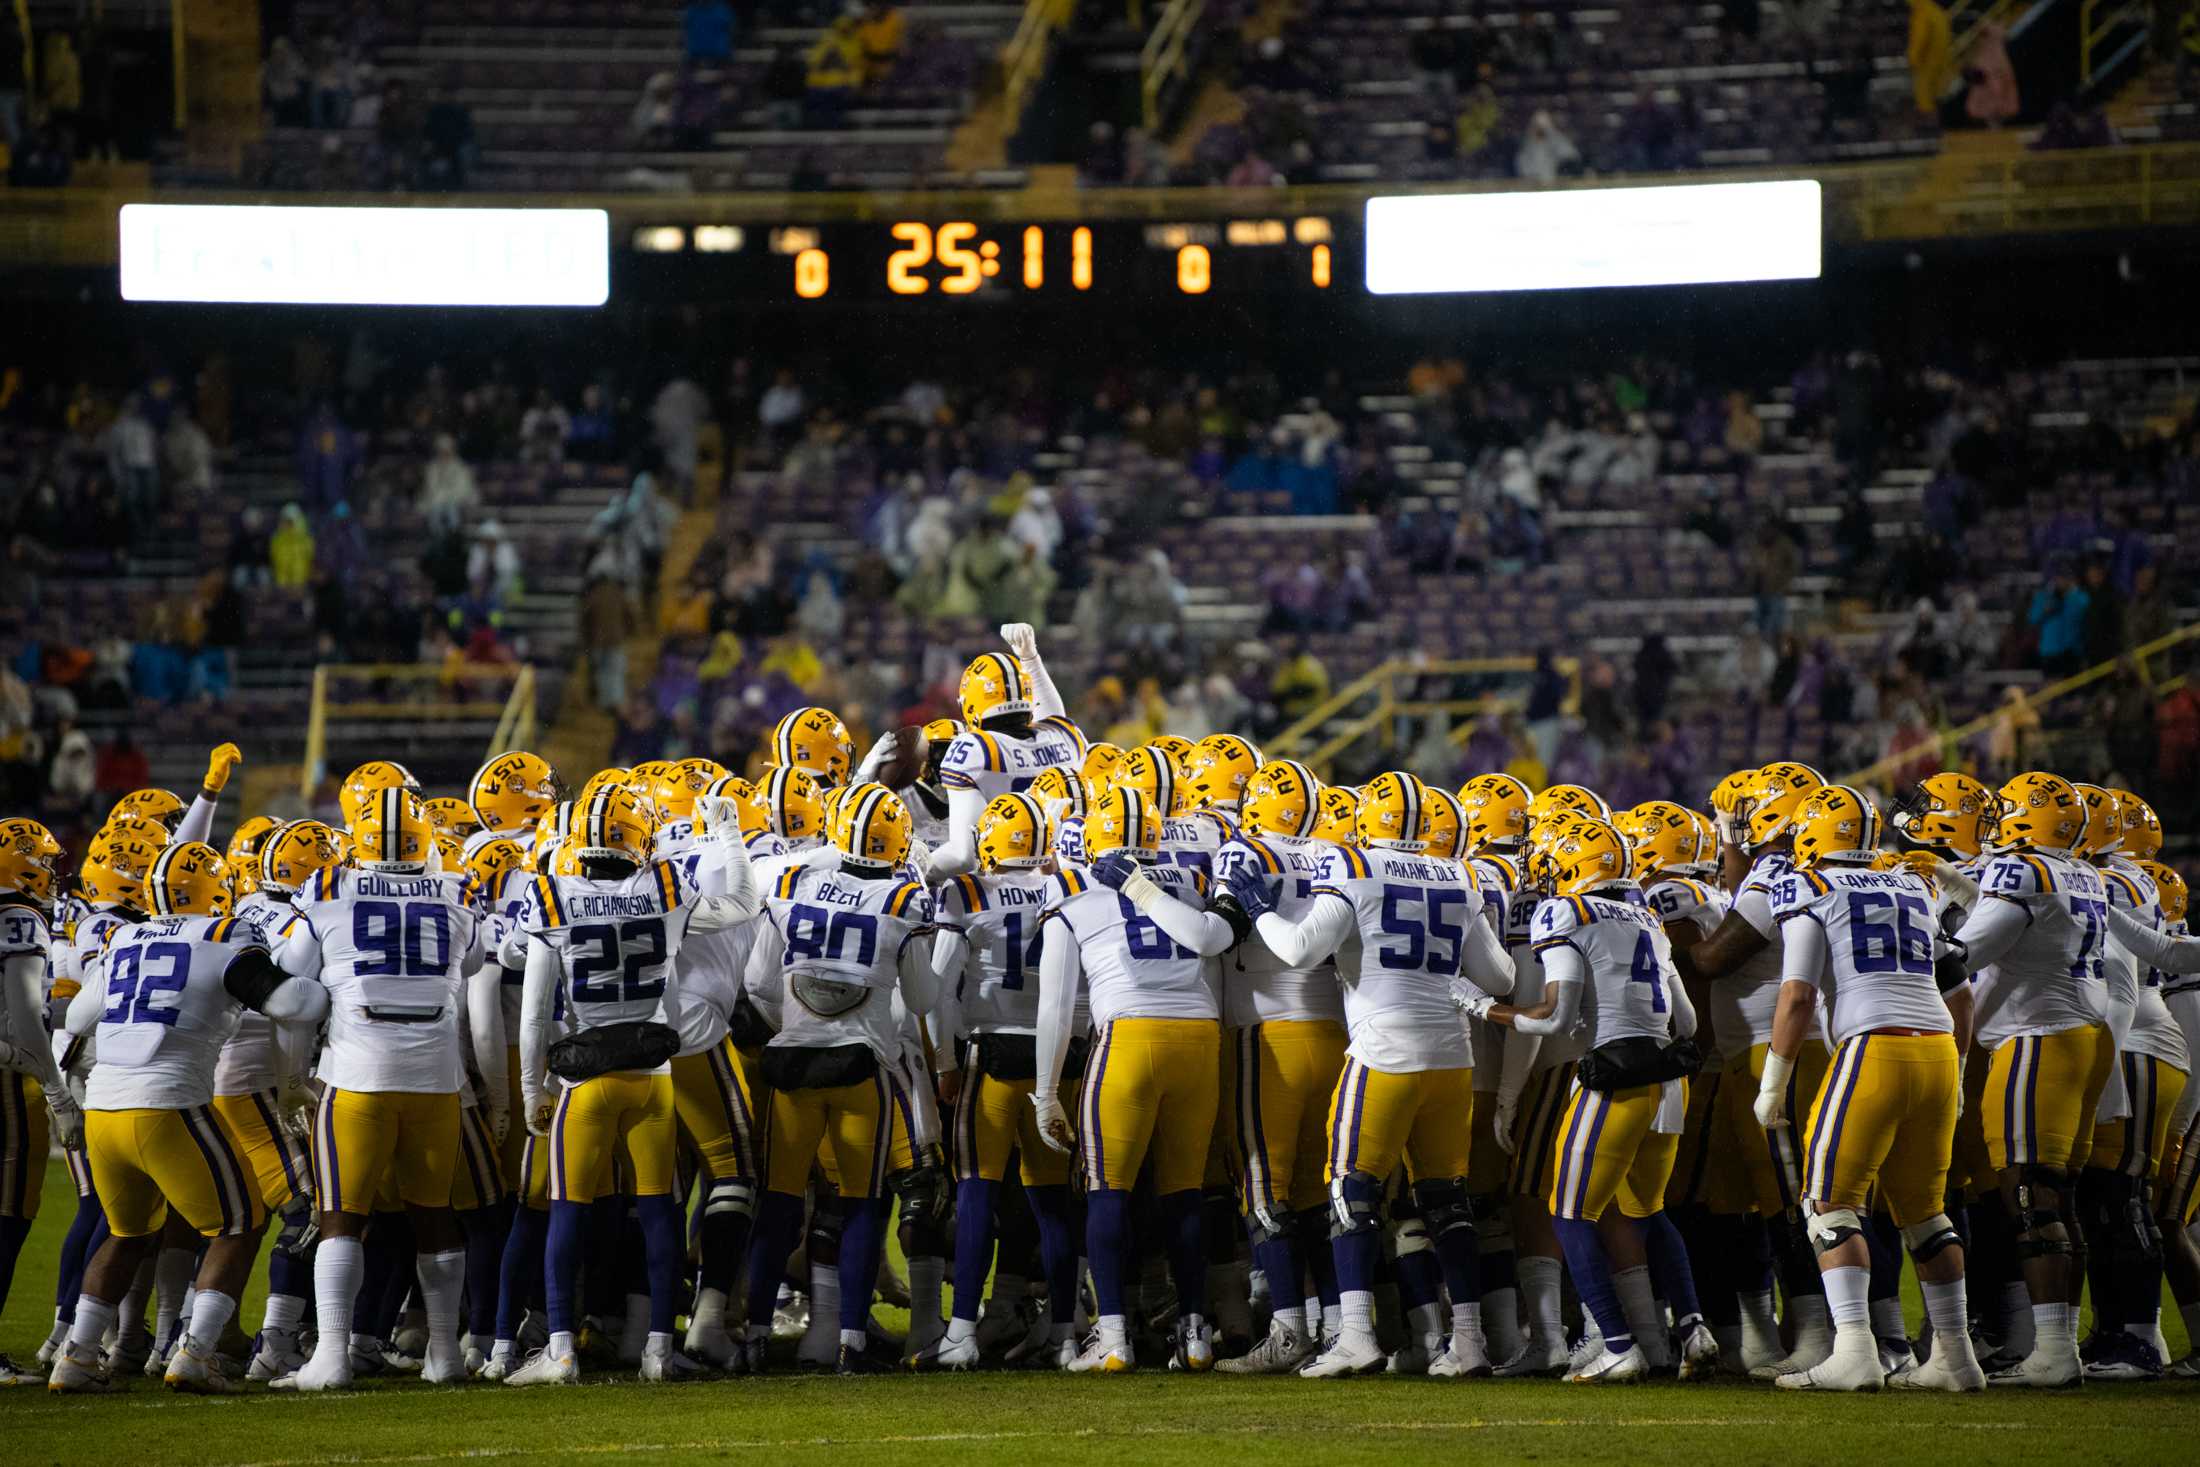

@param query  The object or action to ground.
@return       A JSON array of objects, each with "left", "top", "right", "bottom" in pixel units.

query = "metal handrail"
[
  {"left": 1000, "top": 0, "right": 1073, "bottom": 138},
  {"left": 1140, "top": 0, "right": 1206, "bottom": 130},
  {"left": 2079, "top": 0, "right": 2147, "bottom": 84},
  {"left": 1267, "top": 655, "right": 1581, "bottom": 775},
  {"left": 298, "top": 662, "right": 533, "bottom": 801}
]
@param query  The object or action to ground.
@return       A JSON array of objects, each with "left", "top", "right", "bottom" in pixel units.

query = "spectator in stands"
[
  {"left": 164, "top": 405, "right": 216, "bottom": 498},
  {"left": 633, "top": 70, "right": 679, "bottom": 146},
  {"left": 760, "top": 368, "right": 806, "bottom": 442},
  {"left": 1963, "top": 23, "right": 2019, "bottom": 127},
  {"left": 2080, "top": 558, "right": 2123, "bottom": 666},
  {"left": 420, "top": 433, "right": 480, "bottom": 535},
  {"left": 104, "top": 394, "right": 160, "bottom": 516},
  {"left": 469, "top": 520, "right": 524, "bottom": 603},
  {"left": 805, "top": 13, "right": 864, "bottom": 127},
  {"left": 684, "top": 0, "right": 739, "bottom": 63},
  {"left": 1271, "top": 636, "right": 1330, "bottom": 727},
  {"left": 584, "top": 545, "right": 639, "bottom": 711},
  {"left": 297, "top": 404, "right": 359, "bottom": 508},
  {"left": 653, "top": 374, "right": 710, "bottom": 494},
  {"left": 2027, "top": 561, "right": 2089, "bottom": 677},
  {"left": 1515, "top": 110, "right": 1580, "bottom": 183},
  {"left": 569, "top": 383, "right": 618, "bottom": 463},
  {"left": 264, "top": 36, "right": 309, "bottom": 126},
  {"left": 1746, "top": 520, "right": 1800, "bottom": 634},
  {"left": 519, "top": 389, "right": 571, "bottom": 466},
  {"left": 1263, "top": 558, "right": 1325, "bottom": 633},
  {"left": 1633, "top": 633, "right": 1678, "bottom": 727},
  {"left": 270, "top": 503, "right": 315, "bottom": 589},
  {"left": 858, "top": 2, "right": 906, "bottom": 86},
  {"left": 311, "top": 32, "right": 359, "bottom": 129}
]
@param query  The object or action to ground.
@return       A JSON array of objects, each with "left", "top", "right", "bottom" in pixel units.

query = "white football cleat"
[
  {"left": 1776, "top": 1347, "right": 1884, "bottom": 1392},
  {"left": 1386, "top": 1333, "right": 1435, "bottom": 1376},
  {"left": 1892, "top": 1346, "right": 1986, "bottom": 1392},
  {"left": 35, "top": 1320, "right": 66, "bottom": 1366},
  {"left": 1168, "top": 1318, "right": 1214, "bottom": 1373},
  {"left": 270, "top": 1351, "right": 355, "bottom": 1393},
  {"left": 1569, "top": 1342, "right": 1648, "bottom": 1383},
  {"left": 504, "top": 1345, "right": 580, "bottom": 1387},
  {"left": 247, "top": 1328, "right": 307, "bottom": 1382},
  {"left": 163, "top": 1341, "right": 232, "bottom": 1395},
  {"left": 462, "top": 1342, "right": 488, "bottom": 1378},
  {"left": 420, "top": 1348, "right": 469, "bottom": 1385},
  {"left": 0, "top": 1351, "right": 42, "bottom": 1386},
  {"left": 638, "top": 1341, "right": 705, "bottom": 1382},
  {"left": 1749, "top": 1337, "right": 1834, "bottom": 1382},
  {"left": 1676, "top": 1322, "right": 1721, "bottom": 1381},
  {"left": 1217, "top": 1322, "right": 1314, "bottom": 1375},
  {"left": 1428, "top": 1334, "right": 1493, "bottom": 1379},
  {"left": 1064, "top": 1330, "right": 1135, "bottom": 1374},
  {"left": 106, "top": 1330, "right": 151, "bottom": 1381},
  {"left": 1987, "top": 1350, "right": 2082, "bottom": 1389},
  {"left": 1493, "top": 1336, "right": 1570, "bottom": 1378},
  {"left": 1299, "top": 1331, "right": 1387, "bottom": 1378},
  {"left": 909, "top": 1331, "right": 980, "bottom": 1372},
  {"left": 45, "top": 1342, "right": 110, "bottom": 1394},
  {"left": 685, "top": 1320, "right": 740, "bottom": 1370}
]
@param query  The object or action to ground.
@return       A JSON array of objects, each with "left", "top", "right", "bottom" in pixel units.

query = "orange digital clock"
[{"left": 878, "top": 222, "right": 1096, "bottom": 296}]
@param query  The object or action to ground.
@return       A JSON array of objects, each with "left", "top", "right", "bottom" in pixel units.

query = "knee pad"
[
  {"left": 1390, "top": 1215, "right": 1432, "bottom": 1257},
  {"left": 1804, "top": 1204, "right": 1864, "bottom": 1257},
  {"left": 1409, "top": 1176, "right": 1476, "bottom": 1243},
  {"left": 2012, "top": 1166, "right": 2066, "bottom": 1236},
  {"left": 1898, "top": 1213, "right": 1962, "bottom": 1265},
  {"left": 891, "top": 1162, "right": 949, "bottom": 1251},
  {"left": 1247, "top": 1203, "right": 1287, "bottom": 1246},
  {"left": 276, "top": 1198, "right": 319, "bottom": 1259},
  {"left": 1328, "top": 1171, "right": 1382, "bottom": 1240},
  {"left": 704, "top": 1178, "right": 756, "bottom": 1222}
]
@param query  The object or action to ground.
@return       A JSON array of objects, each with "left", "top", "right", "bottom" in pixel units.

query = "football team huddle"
[{"left": 1, "top": 622, "right": 2196, "bottom": 1399}]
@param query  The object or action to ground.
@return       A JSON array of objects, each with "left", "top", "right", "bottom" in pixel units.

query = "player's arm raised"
[{"left": 173, "top": 741, "right": 243, "bottom": 845}]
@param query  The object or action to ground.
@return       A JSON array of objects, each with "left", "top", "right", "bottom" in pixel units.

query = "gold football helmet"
[
  {"left": 1085, "top": 785, "right": 1163, "bottom": 862},
  {"left": 1311, "top": 784, "right": 1360, "bottom": 845},
  {"left": 1708, "top": 767, "right": 1760, "bottom": 821},
  {"left": 108, "top": 788, "right": 186, "bottom": 833},
  {"left": 470, "top": 750, "right": 561, "bottom": 835},
  {"left": 1548, "top": 820, "right": 1631, "bottom": 898},
  {"left": 958, "top": 653, "right": 1034, "bottom": 726},
  {"left": 2071, "top": 783, "right": 2123, "bottom": 859},
  {"left": 772, "top": 706, "right": 856, "bottom": 787},
  {"left": 977, "top": 792, "right": 1051, "bottom": 871},
  {"left": 353, "top": 789, "right": 436, "bottom": 872},
  {"left": 1422, "top": 787, "right": 1469, "bottom": 861},
  {"left": 647, "top": 759, "right": 722, "bottom": 825},
  {"left": 757, "top": 765, "right": 826, "bottom": 843},
  {"left": 1111, "top": 745, "right": 1184, "bottom": 817},
  {"left": 1791, "top": 785, "right": 1883, "bottom": 869},
  {"left": 1356, "top": 772, "right": 1429, "bottom": 853},
  {"left": 1626, "top": 800, "right": 1713, "bottom": 879},
  {"left": 1529, "top": 784, "right": 1612, "bottom": 826},
  {"left": 81, "top": 826, "right": 162, "bottom": 910},
  {"left": 695, "top": 774, "right": 760, "bottom": 839},
  {"left": 1990, "top": 772, "right": 2086, "bottom": 854},
  {"left": 1081, "top": 741, "right": 1125, "bottom": 790},
  {"left": 224, "top": 816, "right": 283, "bottom": 898},
  {"left": 2113, "top": 790, "right": 2162, "bottom": 860},
  {"left": 1240, "top": 760, "right": 1321, "bottom": 841},
  {"left": 576, "top": 767, "right": 631, "bottom": 811},
  {"left": 833, "top": 782, "right": 914, "bottom": 870},
  {"left": 463, "top": 837, "right": 529, "bottom": 908},
  {"left": 423, "top": 797, "right": 483, "bottom": 843},
  {"left": 1028, "top": 766, "right": 1090, "bottom": 827},
  {"left": 1741, "top": 761, "right": 1825, "bottom": 849},
  {"left": 2135, "top": 859, "right": 2186, "bottom": 925},
  {"left": 338, "top": 760, "right": 423, "bottom": 830},
  {"left": 1186, "top": 734, "right": 1263, "bottom": 811},
  {"left": 0, "top": 819, "right": 62, "bottom": 907},
  {"left": 1460, "top": 774, "right": 1533, "bottom": 853},
  {"left": 259, "top": 820, "right": 341, "bottom": 895},
  {"left": 1891, "top": 772, "right": 1993, "bottom": 860},
  {"left": 574, "top": 785, "right": 654, "bottom": 866},
  {"left": 145, "top": 840, "right": 232, "bottom": 918}
]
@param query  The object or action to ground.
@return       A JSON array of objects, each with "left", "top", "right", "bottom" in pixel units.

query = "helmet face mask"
[
  {"left": 1891, "top": 772, "right": 1991, "bottom": 859},
  {"left": 1309, "top": 786, "right": 1360, "bottom": 845},
  {"left": 1740, "top": 762, "right": 1825, "bottom": 851},
  {"left": 2135, "top": 859, "right": 2187, "bottom": 924},
  {"left": 771, "top": 706, "right": 855, "bottom": 789},
  {"left": 109, "top": 789, "right": 186, "bottom": 834},
  {"left": 1987, "top": 772, "right": 2086, "bottom": 854}
]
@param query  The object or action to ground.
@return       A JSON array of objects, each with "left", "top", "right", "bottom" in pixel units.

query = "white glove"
[
  {"left": 525, "top": 1091, "right": 556, "bottom": 1138},
  {"left": 1934, "top": 858, "right": 1979, "bottom": 912},
  {"left": 1118, "top": 866, "right": 1160, "bottom": 911},
  {"left": 1714, "top": 811, "right": 1744, "bottom": 849},
  {"left": 45, "top": 1087, "right": 84, "bottom": 1150},
  {"left": 1031, "top": 1090, "right": 1074, "bottom": 1154},
  {"left": 1454, "top": 989, "right": 1496, "bottom": 1020},
  {"left": 1753, "top": 1049, "right": 1793, "bottom": 1130},
  {"left": 999, "top": 623, "right": 1039, "bottom": 661},
  {"left": 696, "top": 795, "right": 741, "bottom": 839},
  {"left": 1492, "top": 1094, "right": 1518, "bottom": 1154},
  {"left": 852, "top": 731, "right": 900, "bottom": 786}
]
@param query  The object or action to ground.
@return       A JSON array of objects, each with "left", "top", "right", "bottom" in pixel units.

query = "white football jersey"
[
  {"left": 1965, "top": 850, "right": 2112, "bottom": 1046},
  {"left": 2100, "top": 859, "right": 2187, "bottom": 1070},
  {"left": 1770, "top": 864, "right": 1951, "bottom": 1045},
  {"left": 1, "top": 898, "right": 51, "bottom": 1054},
  {"left": 520, "top": 859, "right": 700, "bottom": 1065},
  {"left": 214, "top": 889, "right": 299, "bottom": 1096},
  {"left": 938, "top": 868, "right": 1052, "bottom": 1036},
  {"left": 665, "top": 843, "right": 759, "bottom": 1056},
  {"left": 1311, "top": 844, "right": 1484, "bottom": 1072},
  {"left": 752, "top": 863, "right": 931, "bottom": 1063},
  {"left": 1531, "top": 886, "right": 1680, "bottom": 1048},
  {"left": 1719, "top": 851, "right": 1796, "bottom": 1048},
  {"left": 1215, "top": 834, "right": 1345, "bottom": 1028},
  {"left": 289, "top": 866, "right": 483, "bottom": 1094},
  {"left": 937, "top": 717, "right": 1088, "bottom": 805},
  {"left": 1466, "top": 853, "right": 1536, "bottom": 1090},
  {"left": 84, "top": 913, "right": 267, "bottom": 1111},
  {"left": 1041, "top": 862, "right": 1216, "bottom": 1028},
  {"left": 1644, "top": 875, "right": 1732, "bottom": 1061}
]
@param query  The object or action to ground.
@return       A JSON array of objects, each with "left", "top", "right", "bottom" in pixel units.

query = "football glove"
[
  {"left": 1753, "top": 1050, "right": 1793, "bottom": 1130},
  {"left": 44, "top": 1087, "right": 83, "bottom": 1150},
  {"left": 998, "top": 623, "right": 1039, "bottom": 661},
  {"left": 1492, "top": 1094, "right": 1518, "bottom": 1154},
  {"left": 1454, "top": 989, "right": 1496, "bottom": 1020},
  {"left": 1225, "top": 863, "right": 1277, "bottom": 920},
  {"left": 1091, "top": 851, "right": 1139, "bottom": 892},
  {"left": 203, "top": 742, "right": 243, "bottom": 795},
  {"left": 525, "top": 1091, "right": 556, "bottom": 1138},
  {"left": 1031, "top": 1090, "right": 1074, "bottom": 1154}
]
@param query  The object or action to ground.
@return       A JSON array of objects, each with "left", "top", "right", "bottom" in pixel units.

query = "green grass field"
[{"left": 4, "top": 1160, "right": 2194, "bottom": 1467}]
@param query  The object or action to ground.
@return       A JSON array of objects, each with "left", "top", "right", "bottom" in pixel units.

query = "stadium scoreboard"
[{"left": 626, "top": 216, "right": 1345, "bottom": 301}]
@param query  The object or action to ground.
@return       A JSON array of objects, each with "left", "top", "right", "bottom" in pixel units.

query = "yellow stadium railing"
[
  {"left": 1267, "top": 656, "right": 1580, "bottom": 779},
  {"left": 1000, "top": 0, "right": 1075, "bottom": 144},
  {"left": 2079, "top": 0, "right": 2147, "bottom": 86},
  {"left": 1140, "top": 0, "right": 1206, "bottom": 130},
  {"left": 1841, "top": 622, "right": 2200, "bottom": 789},
  {"left": 299, "top": 662, "right": 537, "bottom": 802}
]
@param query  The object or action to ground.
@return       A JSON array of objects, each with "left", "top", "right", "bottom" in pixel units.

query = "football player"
[
  {"left": 1948, "top": 772, "right": 2116, "bottom": 1388},
  {"left": 925, "top": 626, "right": 1089, "bottom": 881},
  {"left": 50, "top": 842, "right": 326, "bottom": 1394},
  {"left": 1, "top": 820, "right": 82, "bottom": 1386},
  {"left": 1753, "top": 787, "right": 1983, "bottom": 1392},
  {"left": 1031, "top": 784, "right": 1238, "bottom": 1372},
  {"left": 1671, "top": 761, "right": 1835, "bottom": 1377},
  {"left": 769, "top": 706, "right": 857, "bottom": 791},
  {"left": 1482, "top": 820, "right": 1715, "bottom": 1384},
  {"left": 470, "top": 751, "right": 561, "bottom": 848},
  {"left": 273, "top": 791, "right": 486, "bottom": 1391},
  {"left": 918, "top": 792, "right": 1078, "bottom": 1369},
  {"left": 1234, "top": 772, "right": 1516, "bottom": 1379},
  {"left": 1209, "top": 760, "right": 1347, "bottom": 1375},
  {"left": 739, "top": 784, "right": 940, "bottom": 1374},
  {"left": 337, "top": 759, "right": 425, "bottom": 830}
]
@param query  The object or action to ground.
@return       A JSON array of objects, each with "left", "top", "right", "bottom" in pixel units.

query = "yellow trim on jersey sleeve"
[
  {"left": 953, "top": 873, "right": 985, "bottom": 914},
  {"left": 1566, "top": 895, "right": 1593, "bottom": 927},
  {"left": 1309, "top": 884, "right": 1351, "bottom": 902},
  {"left": 534, "top": 875, "right": 566, "bottom": 929},
  {"left": 2018, "top": 853, "right": 2057, "bottom": 893},
  {"left": 775, "top": 866, "right": 802, "bottom": 901},
  {"left": 974, "top": 731, "right": 1004, "bottom": 772},
  {"left": 1054, "top": 870, "right": 1086, "bottom": 901},
  {"left": 208, "top": 916, "right": 241, "bottom": 944},
  {"left": 1337, "top": 846, "right": 1371, "bottom": 880},
  {"left": 886, "top": 882, "right": 923, "bottom": 919},
  {"left": 655, "top": 860, "right": 682, "bottom": 912},
  {"left": 1797, "top": 868, "right": 1832, "bottom": 898},
  {"left": 1244, "top": 838, "right": 1282, "bottom": 874},
  {"left": 1038, "top": 715, "right": 1089, "bottom": 756},
  {"left": 2102, "top": 869, "right": 2143, "bottom": 906},
  {"left": 1672, "top": 877, "right": 1709, "bottom": 903}
]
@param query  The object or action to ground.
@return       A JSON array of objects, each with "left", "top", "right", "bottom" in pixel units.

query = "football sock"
[
  {"left": 2032, "top": 1300, "right": 2074, "bottom": 1359},
  {"left": 1297, "top": 1208, "right": 1341, "bottom": 1315},
  {"left": 1450, "top": 1299, "right": 1483, "bottom": 1353},
  {"left": 944, "top": 1315, "right": 978, "bottom": 1345},
  {"left": 2000, "top": 1281, "right": 2035, "bottom": 1356},
  {"left": 53, "top": 1194, "right": 100, "bottom": 1319},
  {"left": 740, "top": 1191, "right": 803, "bottom": 1339},
  {"left": 1518, "top": 1253, "right": 1565, "bottom": 1345},
  {"left": 543, "top": 1201, "right": 587, "bottom": 1337},
  {"left": 908, "top": 1254, "right": 945, "bottom": 1337},
  {"left": 458, "top": 1206, "right": 505, "bottom": 1341},
  {"left": 67, "top": 1295, "right": 117, "bottom": 1351},
  {"left": 268, "top": 1240, "right": 311, "bottom": 1304},
  {"left": 1554, "top": 1218, "right": 1631, "bottom": 1351},
  {"left": 416, "top": 1247, "right": 466, "bottom": 1361},
  {"left": 1921, "top": 1277, "right": 1968, "bottom": 1344},
  {"left": 1613, "top": 1265, "right": 1668, "bottom": 1365},
  {"left": 838, "top": 1199, "right": 886, "bottom": 1335},
  {"left": 496, "top": 1206, "right": 547, "bottom": 1343},
  {"left": 310, "top": 1237, "right": 365, "bottom": 1365},
  {"left": 1822, "top": 1264, "right": 1874, "bottom": 1359},
  {"left": 1870, "top": 1297, "right": 1906, "bottom": 1344},
  {"left": 1023, "top": 1184, "right": 1076, "bottom": 1324},
  {"left": 548, "top": 1329, "right": 576, "bottom": 1360},
  {"left": 583, "top": 1196, "right": 625, "bottom": 1323},
  {"left": 636, "top": 1195, "right": 682, "bottom": 1336},
  {"left": 360, "top": 1211, "right": 415, "bottom": 1344},
  {"left": 1635, "top": 1212, "right": 1703, "bottom": 1329},
  {"left": 185, "top": 1289, "right": 238, "bottom": 1356},
  {"left": 1157, "top": 1189, "right": 1206, "bottom": 1325},
  {"left": 1253, "top": 1234, "right": 1304, "bottom": 1319},
  {"left": 950, "top": 1179, "right": 996, "bottom": 1323},
  {"left": 118, "top": 1255, "right": 153, "bottom": 1344},
  {"left": 263, "top": 1291, "right": 306, "bottom": 1335},
  {"left": 1339, "top": 1288, "right": 1375, "bottom": 1339},
  {"left": 1429, "top": 1215, "right": 1482, "bottom": 1319},
  {"left": 1085, "top": 1188, "right": 1132, "bottom": 1318},
  {"left": 2178, "top": 1300, "right": 2200, "bottom": 1352}
]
